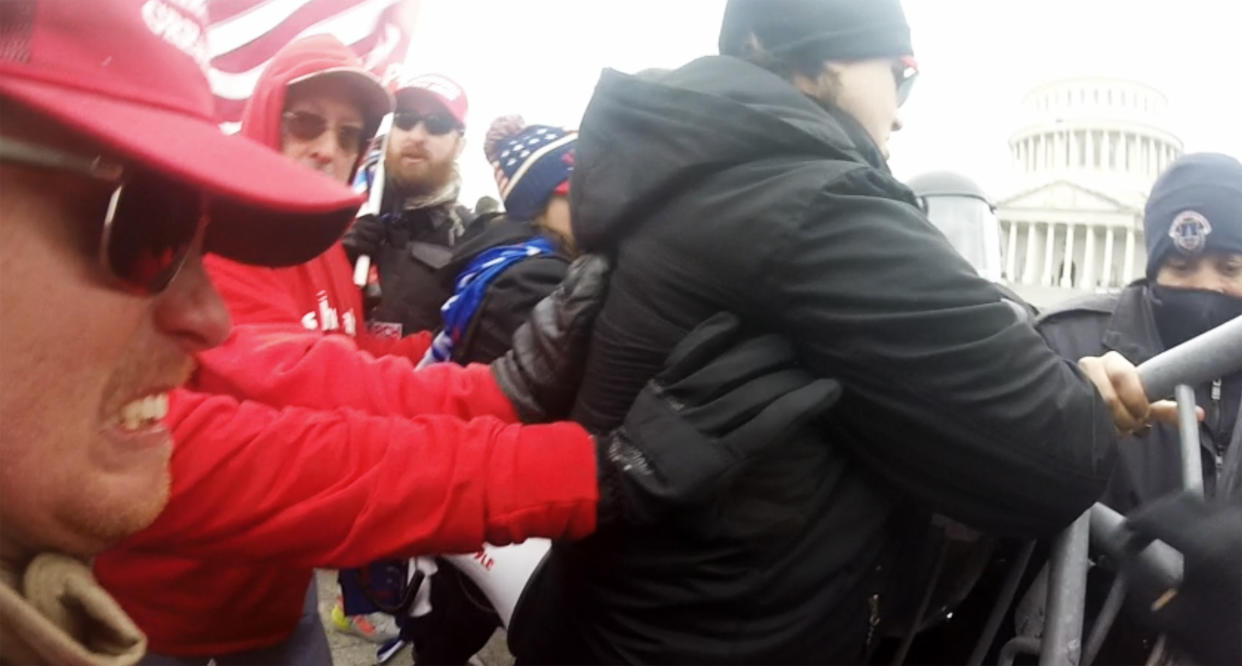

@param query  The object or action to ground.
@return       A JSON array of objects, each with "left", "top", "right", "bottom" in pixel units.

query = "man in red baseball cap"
[
  {"left": 0, "top": 1, "right": 361, "bottom": 663},
  {"left": 389, "top": 73, "right": 470, "bottom": 200},
  {"left": 0, "top": 4, "right": 841, "bottom": 666},
  {"left": 89, "top": 32, "right": 422, "bottom": 664},
  {"left": 343, "top": 73, "right": 483, "bottom": 337}
]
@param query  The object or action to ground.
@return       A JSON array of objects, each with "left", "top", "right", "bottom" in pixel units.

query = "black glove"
[
  {"left": 341, "top": 213, "right": 387, "bottom": 263},
  {"left": 595, "top": 312, "right": 843, "bottom": 526},
  {"left": 490, "top": 254, "right": 610, "bottom": 423},
  {"left": 1119, "top": 491, "right": 1242, "bottom": 666}
]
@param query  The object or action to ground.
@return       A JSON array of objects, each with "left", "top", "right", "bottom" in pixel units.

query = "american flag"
[{"left": 206, "top": 0, "right": 417, "bottom": 128}]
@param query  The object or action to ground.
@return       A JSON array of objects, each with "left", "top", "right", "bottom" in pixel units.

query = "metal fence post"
[{"left": 1039, "top": 511, "right": 1091, "bottom": 666}]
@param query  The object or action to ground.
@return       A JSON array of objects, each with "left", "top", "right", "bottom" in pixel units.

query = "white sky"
[{"left": 405, "top": 0, "right": 1242, "bottom": 206}]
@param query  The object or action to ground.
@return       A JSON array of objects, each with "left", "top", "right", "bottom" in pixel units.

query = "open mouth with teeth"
[{"left": 114, "top": 393, "right": 170, "bottom": 432}]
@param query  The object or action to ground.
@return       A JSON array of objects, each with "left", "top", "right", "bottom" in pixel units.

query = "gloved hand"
[
  {"left": 341, "top": 213, "right": 387, "bottom": 263},
  {"left": 490, "top": 253, "right": 610, "bottom": 422},
  {"left": 1119, "top": 491, "right": 1242, "bottom": 666},
  {"left": 595, "top": 312, "right": 843, "bottom": 526}
]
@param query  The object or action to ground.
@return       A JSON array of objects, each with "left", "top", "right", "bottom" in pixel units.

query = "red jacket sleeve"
[
  {"left": 192, "top": 325, "right": 518, "bottom": 422},
  {"left": 120, "top": 390, "right": 598, "bottom": 567},
  {"left": 357, "top": 329, "right": 434, "bottom": 363},
  {"left": 199, "top": 252, "right": 510, "bottom": 422}
]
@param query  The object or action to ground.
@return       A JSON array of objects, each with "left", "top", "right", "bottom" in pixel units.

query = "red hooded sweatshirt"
[{"left": 93, "top": 36, "right": 598, "bottom": 656}]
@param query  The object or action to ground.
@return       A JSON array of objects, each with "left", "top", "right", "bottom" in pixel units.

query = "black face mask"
[{"left": 1150, "top": 284, "right": 1242, "bottom": 349}]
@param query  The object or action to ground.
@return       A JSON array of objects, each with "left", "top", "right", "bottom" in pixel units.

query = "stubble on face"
[
  {"left": 0, "top": 159, "right": 194, "bottom": 558},
  {"left": 384, "top": 140, "right": 459, "bottom": 197},
  {"left": 382, "top": 95, "right": 463, "bottom": 198}
]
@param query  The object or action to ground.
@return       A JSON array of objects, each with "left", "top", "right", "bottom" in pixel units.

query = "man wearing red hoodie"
[
  {"left": 90, "top": 34, "right": 841, "bottom": 665},
  {"left": 91, "top": 36, "right": 526, "bottom": 664},
  {"left": 195, "top": 35, "right": 426, "bottom": 358}
]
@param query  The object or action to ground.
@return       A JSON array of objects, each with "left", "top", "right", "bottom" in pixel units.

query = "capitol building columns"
[
  {"left": 996, "top": 78, "right": 1181, "bottom": 306},
  {"left": 1122, "top": 226, "right": 1137, "bottom": 285},
  {"left": 999, "top": 217, "right": 1149, "bottom": 295},
  {"left": 1101, "top": 226, "right": 1115, "bottom": 290},
  {"left": 1042, "top": 222, "right": 1057, "bottom": 286},
  {"left": 1081, "top": 225, "right": 1097, "bottom": 290}
]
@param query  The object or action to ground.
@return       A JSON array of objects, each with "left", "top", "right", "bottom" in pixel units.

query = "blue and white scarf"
[
  {"left": 340, "top": 235, "right": 557, "bottom": 643},
  {"left": 417, "top": 237, "right": 556, "bottom": 368}
]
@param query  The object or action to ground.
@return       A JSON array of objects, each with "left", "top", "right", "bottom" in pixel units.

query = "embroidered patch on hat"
[{"left": 1168, "top": 210, "right": 1213, "bottom": 253}]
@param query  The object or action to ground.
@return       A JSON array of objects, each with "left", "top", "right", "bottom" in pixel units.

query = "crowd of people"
[{"left": 0, "top": 1, "right": 1238, "bottom": 665}]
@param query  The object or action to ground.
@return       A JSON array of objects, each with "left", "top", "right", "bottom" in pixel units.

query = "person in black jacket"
[
  {"left": 343, "top": 73, "right": 483, "bottom": 337},
  {"left": 506, "top": 1, "right": 1174, "bottom": 663},
  {"left": 431, "top": 216, "right": 571, "bottom": 365},
  {"left": 397, "top": 116, "right": 579, "bottom": 665},
  {"left": 1039, "top": 153, "right": 1242, "bottom": 512},
  {"left": 1030, "top": 153, "right": 1242, "bottom": 664},
  {"left": 418, "top": 115, "right": 579, "bottom": 366}
]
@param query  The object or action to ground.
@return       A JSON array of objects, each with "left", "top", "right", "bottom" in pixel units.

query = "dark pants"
[
  {"left": 138, "top": 582, "right": 332, "bottom": 666},
  {"left": 401, "top": 561, "right": 500, "bottom": 666}
]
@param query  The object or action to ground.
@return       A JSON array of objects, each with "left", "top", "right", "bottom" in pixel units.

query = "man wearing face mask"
[
  {"left": 1039, "top": 153, "right": 1242, "bottom": 512},
  {"left": 1031, "top": 152, "right": 1242, "bottom": 665}
]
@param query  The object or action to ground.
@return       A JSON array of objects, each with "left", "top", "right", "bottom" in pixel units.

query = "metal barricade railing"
[
  {"left": 1017, "top": 315, "right": 1239, "bottom": 666},
  {"left": 896, "top": 315, "right": 1242, "bottom": 666}
]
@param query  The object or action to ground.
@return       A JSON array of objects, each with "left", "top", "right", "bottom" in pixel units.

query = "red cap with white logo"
[
  {"left": 394, "top": 73, "right": 469, "bottom": 127},
  {"left": 0, "top": 0, "right": 365, "bottom": 267}
]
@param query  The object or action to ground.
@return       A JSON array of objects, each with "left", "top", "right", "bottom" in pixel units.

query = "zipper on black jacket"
[
  {"left": 866, "top": 593, "right": 881, "bottom": 651},
  {"left": 1211, "top": 378, "right": 1224, "bottom": 481}
]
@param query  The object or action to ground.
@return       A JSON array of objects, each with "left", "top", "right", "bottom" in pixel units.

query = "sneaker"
[{"left": 330, "top": 596, "right": 400, "bottom": 644}]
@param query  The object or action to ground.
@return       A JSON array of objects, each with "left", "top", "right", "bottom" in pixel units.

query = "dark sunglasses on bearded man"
[{"left": 391, "top": 110, "right": 462, "bottom": 136}]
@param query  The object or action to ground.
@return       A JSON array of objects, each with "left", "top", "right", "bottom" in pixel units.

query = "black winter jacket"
[
  {"left": 343, "top": 198, "right": 483, "bottom": 335},
  {"left": 438, "top": 215, "right": 570, "bottom": 364},
  {"left": 1025, "top": 282, "right": 1241, "bottom": 666},
  {"left": 1037, "top": 280, "right": 1242, "bottom": 510},
  {"left": 510, "top": 56, "right": 1118, "bottom": 665}
]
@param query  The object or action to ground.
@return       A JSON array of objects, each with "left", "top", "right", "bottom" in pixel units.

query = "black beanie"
[
  {"left": 719, "top": 0, "right": 912, "bottom": 62},
  {"left": 1144, "top": 153, "right": 1242, "bottom": 279}
]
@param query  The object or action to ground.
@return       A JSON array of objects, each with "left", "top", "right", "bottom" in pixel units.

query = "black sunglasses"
[
  {"left": 893, "top": 56, "right": 919, "bottom": 108},
  {"left": 392, "top": 110, "right": 461, "bottom": 136},
  {"left": 282, "top": 110, "right": 367, "bottom": 153},
  {"left": 0, "top": 136, "right": 204, "bottom": 295}
]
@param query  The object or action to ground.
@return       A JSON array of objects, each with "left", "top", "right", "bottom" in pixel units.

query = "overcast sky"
[{"left": 404, "top": 0, "right": 1241, "bottom": 205}]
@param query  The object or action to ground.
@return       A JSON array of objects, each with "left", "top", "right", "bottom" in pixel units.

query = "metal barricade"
[{"left": 896, "top": 315, "right": 1242, "bottom": 666}]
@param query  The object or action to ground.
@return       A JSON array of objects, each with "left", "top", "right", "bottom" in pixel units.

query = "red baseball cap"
[
  {"left": 394, "top": 73, "right": 469, "bottom": 127},
  {"left": 0, "top": 0, "right": 365, "bottom": 267}
]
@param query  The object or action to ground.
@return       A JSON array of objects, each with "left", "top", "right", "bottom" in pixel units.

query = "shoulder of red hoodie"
[
  {"left": 204, "top": 244, "right": 361, "bottom": 333},
  {"left": 203, "top": 244, "right": 430, "bottom": 358}
]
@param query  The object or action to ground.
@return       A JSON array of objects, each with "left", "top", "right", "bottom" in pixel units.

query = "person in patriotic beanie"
[
  {"left": 366, "top": 118, "right": 578, "bottom": 664},
  {"left": 417, "top": 115, "right": 579, "bottom": 368},
  {"left": 340, "top": 115, "right": 580, "bottom": 665},
  {"left": 485, "top": 115, "right": 578, "bottom": 251}
]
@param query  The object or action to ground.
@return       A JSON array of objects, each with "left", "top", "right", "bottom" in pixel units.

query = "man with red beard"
[{"left": 344, "top": 74, "right": 481, "bottom": 337}]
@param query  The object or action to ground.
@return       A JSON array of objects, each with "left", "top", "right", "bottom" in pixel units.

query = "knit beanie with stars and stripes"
[{"left": 484, "top": 115, "right": 577, "bottom": 221}]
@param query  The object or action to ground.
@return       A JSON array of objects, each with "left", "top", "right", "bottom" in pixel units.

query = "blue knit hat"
[
  {"left": 1144, "top": 153, "right": 1242, "bottom": 279},
  {"left": 484, "top": 115, "right": 576, "bottom": 221}
]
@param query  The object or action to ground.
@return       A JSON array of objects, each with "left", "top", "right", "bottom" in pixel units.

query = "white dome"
[{"left": 1009, "top": 77, "right": 1183, "bottom": 207}]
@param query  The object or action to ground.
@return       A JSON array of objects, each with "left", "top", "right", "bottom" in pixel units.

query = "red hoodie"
[{"left": 93, "top": 36, "right": 598, "bottom": 656}]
